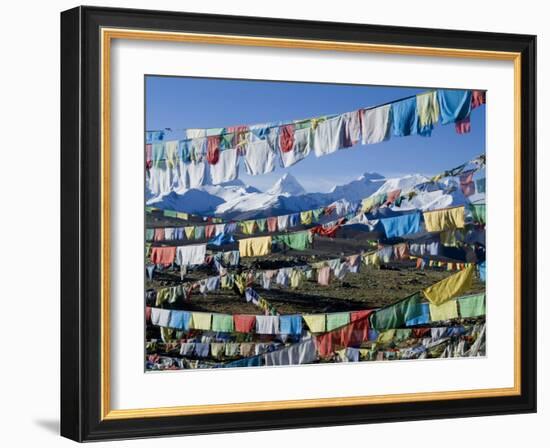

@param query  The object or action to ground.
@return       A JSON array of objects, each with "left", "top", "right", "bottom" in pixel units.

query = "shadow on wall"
[{"left": 33, "top": 419, "right": 59, "bottom": 435}]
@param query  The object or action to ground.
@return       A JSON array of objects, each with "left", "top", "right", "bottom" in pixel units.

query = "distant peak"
[
  {"left": 267, "top": 173, "right": 306, "bottom": 196},
  {"left": 358, "top": 172, "right": 385, "bottom": 181}
]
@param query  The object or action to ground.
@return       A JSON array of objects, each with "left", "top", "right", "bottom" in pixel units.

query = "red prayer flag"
[
  {"left": 267, "top": 217, "right": 278, "bottom": 232},
  {"left": 150, "top": 246, "right": 176, "bottom": 266},
  {"left": 315, "top": 311, "right": 373, "bottom": 358},
  {"left": 279, "top": 124, "right": 295, "bottom": 153},
  {"left": 455, "top": 116, "right": 471, "bottom": 134},
  {"left": 205, "top": 224, "right": 215, "bottom": 239},
  {"left": 234, "top": 314, "right": 256, "bottom": 333},
  {"left": 471, "top": 90, "right": 486, "bottom": 109},
  {"left": 206, "top": 135, "right": 220, "bottom": 164}
]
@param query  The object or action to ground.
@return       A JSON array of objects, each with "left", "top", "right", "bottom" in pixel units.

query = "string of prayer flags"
[
  {"left": 146, "top": 89, "right": 485, "bottom": 196},
  {"left": 147, "top": 322, "right": 486, "bottom": 370}
]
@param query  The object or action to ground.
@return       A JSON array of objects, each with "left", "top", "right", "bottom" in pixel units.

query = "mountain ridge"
[{"left": 146, "top": 169, "right": 482, "bottom": 219}]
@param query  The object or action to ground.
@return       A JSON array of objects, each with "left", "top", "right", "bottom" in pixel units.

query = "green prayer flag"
[
  {"left": 326, "top": 312, "right": 350, "bottom": 331},
  {"left": 256, "top": 218, "right": 267, "bottom": 232},
  {"left": 394, "top": 329, "right": 413, "bottom": 341},
  {"left": 211, "top": 314, "right": 234, "bottom": 333},
  {"left": 370, "top": 293, "right": 424, "bottom": 330},
  {"left": 470, "top": 204, "right": 486, "bottom": 224},
  {"left": 220, "top": 132, "right": 234, "bottom": 149},
  {"left": 459, "top": 293, "right": 486, "bottom": 318},
  {"left": 293, "top": 120, "right": 311, "bottom": 130},
  {"left": 274, "top": 230, "right": 313, "bottom": 251},
  {"left": 164, "top": 210, "right": 178, "bottom": 218}
]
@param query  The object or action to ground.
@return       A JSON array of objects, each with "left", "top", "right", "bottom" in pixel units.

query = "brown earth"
[
  {"left": 147, "top": 262, "right": 484, "bottom": 315},
  {"left": 145, "top": 216, "right": 484, "bottom": 315}
]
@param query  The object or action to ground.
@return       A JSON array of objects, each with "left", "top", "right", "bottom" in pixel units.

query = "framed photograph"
[{"left": 60, "top": 6, "right": 536, "bottom": 441}]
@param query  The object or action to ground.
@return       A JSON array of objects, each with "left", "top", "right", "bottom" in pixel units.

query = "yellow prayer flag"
[
  {"left": 184, "top": 226, "right": 195, "bottom": 240},
  {"left": 422, "top": 265, "right": 474, "bottom": 305},
  {"left": 423, "top": 206, "right": 465, "bottom": 232},
  {"left": 362, "top": 252, "right": 381, "bottom": 268},
  {"left": 377, "top": 329, "right": 396, "bottom": 343},
  {"left": 239, "top": 236, "right": 272, "bottom": 257},
  {"left": 300, "top": 210, "right": 313, "bottom": 225},
  {"left": 430, "top": 173, "right": 444, "bottom": 183},
  {"left": 240, "top": 220, "right": 256, "bottom": 235},
  {"left": 417, "top": 91, "right": 440, "bottom": 128},
  {"left": 176, "top": 212, "right": 188, "bottom": 220},
  {"left": 303, "top": 314, "right": 326, "bottom": 333},
  {"left": 360, "top": 196, "right": 376, "bottom": 213},
  {"left": 160, "top": 326, "right": 174, "bottom": 343},
  {"left": 290, "top": 269, "right": 305, "bottom": 289},
  {"left": 336, "top": 349, "right": 347, "bottom": 360},
  {"left": 190, "top": 312, "right": 212, "bottom": 330},
  {"left": 429, "top": 300, "right": 459, "bottom": 322},
  {"left": 165, "top": 140, "right": 179, "bottom": 168}
]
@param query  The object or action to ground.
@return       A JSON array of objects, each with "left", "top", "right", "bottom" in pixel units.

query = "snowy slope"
[
  {"left": 372, "top": 174, "right": 430, "bottom": 195},
  {"left": 326, "top": 172, "right": 385, "bottom": 202},
  {"left": 147, "top": 180, "right": 261, "bottom": 215}
]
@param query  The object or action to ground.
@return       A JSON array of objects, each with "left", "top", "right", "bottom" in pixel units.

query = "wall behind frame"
[{"left": 0, "top": 0, "right": 545, "bottom": 447}]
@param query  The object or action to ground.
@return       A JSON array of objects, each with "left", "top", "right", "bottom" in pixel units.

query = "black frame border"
[{"left": 60, "top": 6, "right": 536, "bottom": 442}]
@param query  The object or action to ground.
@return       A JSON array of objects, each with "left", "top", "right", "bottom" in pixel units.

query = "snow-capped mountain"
[
  {"left": 266, "top": 173, "right": 307, "bottom": 196},
  {"left": 147, "top": 180, "right": 261, "bottom": 215},
  {"left": 215, "top": 174, "right": 319, "bottom": 219},
  {"left": 146, "top": 169, "right": 482, "bottom": 219}
]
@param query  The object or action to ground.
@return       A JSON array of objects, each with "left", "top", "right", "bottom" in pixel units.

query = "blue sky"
[{"left": 145, "top": 76, "right": 485, "bottom": 193}]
